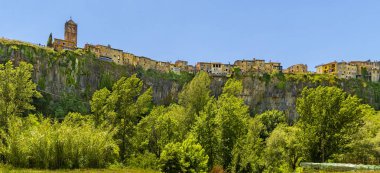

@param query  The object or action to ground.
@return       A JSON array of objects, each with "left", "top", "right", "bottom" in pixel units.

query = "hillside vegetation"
[{"left": 0, "top": 39, "right": 379, "bottom": 172}]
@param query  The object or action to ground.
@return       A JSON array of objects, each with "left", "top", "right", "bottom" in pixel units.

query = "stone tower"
[{"left": 64, "top": 18, "right": 77, "bottom": 46}]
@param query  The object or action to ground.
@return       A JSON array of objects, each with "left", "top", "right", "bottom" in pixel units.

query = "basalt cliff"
[{"left": 1, "top": 39, "right": 379, "bottom": 119}]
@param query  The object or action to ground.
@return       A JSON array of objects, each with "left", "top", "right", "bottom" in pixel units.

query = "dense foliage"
[
  {"left": 0, "top": 60, "right": 379, "bottom": 172},
  {"left": 4, "top": 113, "right": 118, "bottom": 169}
]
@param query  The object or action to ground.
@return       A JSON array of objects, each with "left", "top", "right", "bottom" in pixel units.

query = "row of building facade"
[
  {"left": 81, "top": 44, "right": 380, "bottom": 82},
  {"left": 315, "top": 60, "right": 380, "bottom": 82},
  {"left": 51, "top": 19, "right": 380, "bottom": 82},
  {"left": 83, "top": 43, "right": 285, "bottom": 76},
  {"left": 51, "top": 19, "right": 285, "bottom": 75}
]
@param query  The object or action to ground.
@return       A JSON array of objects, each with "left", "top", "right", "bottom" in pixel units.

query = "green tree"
[
  {"left": 232, "top": 67, "right": 242, "bottom": 79},
  {"left": 231, "top": 118, "right": 264, "bottom": 173},
  {"left": 90, "top": 88, "right": 117, "bottom": 126},
  {"left": 254, "top": 110, "right": 286, "bottom": 139},
  {"left": 296, "top": 86, "right": 373, "bottom": 162},
  {"left": 263, "top": 124, "right": 303, "bottom": 173},
  {"left": 0, "top": 61, "right": 41, "bottom": 129},
  {"left": 191, "top": 98, "right": 220, "bottom": 168},
  {"left": 50, "top": 93, "right": 89, "bottom": 119},
  {"left": 222, "top": 78, "right": 243, "bottom": 97},
  {"left": 47, "top": 33, "right": 53, "bottom": 47},
  {"left": 90, "top": 74, "right": 153, "bottom": 161},
  {"left": 159, "top": 135, "right": 209, "bottom": 173},
  {"left": 331, "top": 110, "right": 379, "bottom": 164},
  {"left": 133, "top": 104, "right": 187, "bottom": 157},
  {"left": 215, "top": 78, "right": 249, "bottom": 170},
  {"left": 178, "top": 71, "right": 211, "bottom": 122}
]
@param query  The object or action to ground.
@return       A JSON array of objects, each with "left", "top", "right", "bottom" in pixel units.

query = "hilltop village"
[{"left": 51, "top": 19, "right": 380, "bottom": 82}]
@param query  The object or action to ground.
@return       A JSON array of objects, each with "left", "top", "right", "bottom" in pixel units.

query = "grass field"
[{"left": 0, "top": 167, "right": 159, "bottom": 173}]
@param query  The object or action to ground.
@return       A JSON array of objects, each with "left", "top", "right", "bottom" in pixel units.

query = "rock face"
[
  {"left": 211, "top": 74, "right": 380, "bottom": 119},
  {"left": 0, "top": 42, "right": 184, "bottom": 107},
  {"left": 0, "top": 41, "right": 379, "bottom": 118}
]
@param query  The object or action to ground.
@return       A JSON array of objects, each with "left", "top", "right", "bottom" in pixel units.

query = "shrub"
[
  {"left": 3, "top": 113, "right": 119, "bottom": 169},
  {"left": 159, "top": 136, "right": 209, "bottom": 173},
  {"left": 127, "top": 151, "right": 159, "bottom": 170}
]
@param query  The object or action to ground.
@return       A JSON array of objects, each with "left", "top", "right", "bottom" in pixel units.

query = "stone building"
[
  {"left": 84, "top": 44, "right": 127, "bottom": 65},
  {"left": 156, "top": 61, "right": 171, "bottom": 72},
  {"left": 264, "top": 62, "right": 283, "bottom": 73},
  {"left": 316, "top": 62, "right": 337, "bottom": 74},
  {"left": 171, "top": 67, "right": 181, "bottom": 74},
  {"left": 196, "top": 62, "right": 232, "bottom": 76},
  {"left": 349, "top": 60, "right": 380, "bottom": 82},
  {"left": 171, "top": 60, "right": 194, "bottom": 73},
  {"left": 221, "top": 64, "right": 233, "bottom": 76},
  {"left": 137, "top": 56, "right": 157, "bottom": 70},
  {"left": 233, "top": 59, "right": 265, "bottom": 74},
  {"left": 187, "top": 65, "right": 195, "bottom": 74},
  {"left": 64, "top": 19, "right": 77, "bottom": 46},
  {"left": 372, "top": 69, "right": 380, "bottom": 82},
  {"left": 53, "top": 18, "right": 78, "bottom": 51},
  {"left": 316, "top": 61, "right": 358, "bottom": 80},
  {"left": 316, "top": 60, "right": 379, "bottom": 82},
  {"left": 210, "top": 63, "right": 223, "bottom": 75},
  {"left": 336, "top": 62, "right": 357, "bottom": 79},
  {"left": 196, "top": 62, "right": 212, "bottom": 73},
  {"left": 123, "top": 52, "right": 138, "bottom": 66},
  {"left": 233, "top": 59, "right": 282, "bottom": 74},
  {"left": 283, "top": 64, "right": 308, "bottom": 74},
  {"left": 175, "top": 60, "right": 188, "bottom": 68}
]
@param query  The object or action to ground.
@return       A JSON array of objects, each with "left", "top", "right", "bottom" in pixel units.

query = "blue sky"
[{"left": 1, "top": 0, "right": 380, "bottom": 70}]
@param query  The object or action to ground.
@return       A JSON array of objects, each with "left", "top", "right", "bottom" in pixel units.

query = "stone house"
[
  {"left": 84, "top": 44, "right": 125, "bottom": 65},
  {"left": 233, "top": 59, "right": 266, "bottom": 74},
  {"left": 350, "top": 60, "right": 380, "bottom": 82},
  {"left": 264, "top": 62, "right": 282, "bottom": 73},
  {"left": 283, "top": 64, "right": 308, "bottom": 74}
]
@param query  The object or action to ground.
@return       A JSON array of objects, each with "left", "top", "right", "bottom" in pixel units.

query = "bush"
[
  {"left": 159, "top": 136, "right": 209, "bottom": 173},
  {"left": 127, "top": 151, "right": 159, "bottom": 170},
  {"left": 3, "top": 113, "right": 119, "bottom": 169}
]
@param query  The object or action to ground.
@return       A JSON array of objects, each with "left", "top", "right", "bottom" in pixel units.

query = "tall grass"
[{"left": 2, "top": 113, "right": 119, "bottom": 169}]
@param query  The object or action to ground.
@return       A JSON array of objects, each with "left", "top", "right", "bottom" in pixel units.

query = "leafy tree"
[
  {"left": 264, "top": 124, "right": 303, "bottom": 173},
  {"left": 296, "top": 86, "right": 373, "bottom": 162},
  {"left": 232, "top": 67, "right": 242, "bottom": 79},
  {"left": 159, "top": 135, "right": 209, "bottom": 173},
  {"left": 191, "top": 98, "right": 220, "bottom": 168},
  {"left": 222, "top": 78, "right": 243, "bottom": 97},
  {"left": 90, "top": 88, "right": 117, "bottom": 126},
  {"left": 254, "top": 110, "right": 286, "bottom": 139},
  {"left": 47, "top": 33, "right": 53, "bottom": 47},
  {"left": 179, "top": 71, "right": 211, "bottom": 121},
  {"left": 90, "top": 74, "right": 153, "bottom": 161},
  {"left": 231, "top": 118, "right": 264, "bottom": 173},
  {"left": 99, "top": 72, "right": 115, "bottom": 90},
  {"left": 331, "top": 111, "right": 379, "bottom": 164},
  {"left": 133, "top": 104, "right": 188, "bottom": 157},
  {"left": 50, "top": 93, "right": 89, "bottom": 119},
  {"left": 0, "top": 61, "right": 41, "bottom": 129},
  {"left": 215, "top": 78, "right": 249, "bottom": 170}
]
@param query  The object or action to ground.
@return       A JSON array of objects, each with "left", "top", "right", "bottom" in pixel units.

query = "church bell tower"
[{"left": 64, "top": 17, "right": 77, "bottom": 47}]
